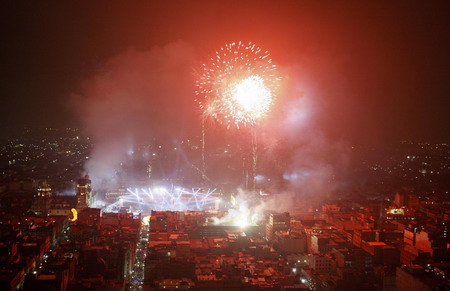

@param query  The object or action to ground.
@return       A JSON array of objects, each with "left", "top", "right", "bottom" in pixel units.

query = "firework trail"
[
  {"left": 201, "top": 116, "right": 206, "bottom": 181},
  {"left": 196, "top": 41, "right": 280, "bottom": 190}
]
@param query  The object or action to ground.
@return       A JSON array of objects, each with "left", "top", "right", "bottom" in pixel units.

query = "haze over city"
[{"left": 0, "top": 1, "right": 449, "bottom": 290}]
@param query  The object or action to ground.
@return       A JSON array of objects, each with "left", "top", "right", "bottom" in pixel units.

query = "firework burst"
[{"left": 196, "top": 41, "right": 280, "bottom": 127}]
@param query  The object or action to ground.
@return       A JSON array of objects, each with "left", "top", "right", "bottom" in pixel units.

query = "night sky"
[{"left": 0, "top": 1, "right": 449, "bottom": 143}]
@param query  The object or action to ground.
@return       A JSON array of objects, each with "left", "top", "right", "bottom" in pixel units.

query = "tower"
[
  {"left": 30, "top": 180, "right": 52, "bottom": 215},
  {"left": 266, "top": 212, "right": 290, "bottom": 242},
  {"left": 76, "top": 174, "right": 92, "bottom": 209}
]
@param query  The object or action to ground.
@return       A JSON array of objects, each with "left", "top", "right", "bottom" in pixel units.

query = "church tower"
[
  {"left": 30, "top": 180, "right": 52, "bottom": 215},
  {"left": 76, "top": 174, "right": 92, "bottom": 209}
]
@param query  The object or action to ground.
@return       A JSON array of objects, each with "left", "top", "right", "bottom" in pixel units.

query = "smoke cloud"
[
  {"left": 72, "top": 41, "right": 197, "bottom": 189},
  {"left": 261, "top": 52, "right": 353, "bottom": 208},
  {"left": 213, "top": 56, "right": 353, "bottom": 221},
  {"left": 72, "top": 40, "right": 352, "bottom": 213}
]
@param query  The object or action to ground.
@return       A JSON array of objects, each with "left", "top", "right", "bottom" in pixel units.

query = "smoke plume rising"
[
  {"left": 72, "top": 40, "right": 351, "bottom": 212},
  {"left": 213, "top": 58, "right": 353, "bottom": 222},
  {"left": 72, "top": 41, "right": 197, "bottom": 189},
  {"left": 261, "top": 53, "right": 353, "bottom": 209}
]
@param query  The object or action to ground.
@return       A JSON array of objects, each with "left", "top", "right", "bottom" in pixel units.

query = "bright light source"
[
  {"left": 142, "top": 216, "right": 151, "bottom": 225},
  {"left": 232, "top": 75, "right": 272, "bottom": 119}
]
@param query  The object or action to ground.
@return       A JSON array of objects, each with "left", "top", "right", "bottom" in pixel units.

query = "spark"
[
  {"left": 232, "top": 75, "right": 271, "bottom": 119},
  {"left": 196, "top": 42, "right": 280, "bottom": 128}
]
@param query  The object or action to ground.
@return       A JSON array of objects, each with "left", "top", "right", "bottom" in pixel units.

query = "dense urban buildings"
[{"left": 0, "top": 129, "right": 449, "bottom": 290}]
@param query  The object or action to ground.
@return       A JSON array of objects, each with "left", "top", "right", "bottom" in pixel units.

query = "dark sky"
[{"left": 0, "top": 1, "right": 449, "bottom": 143}]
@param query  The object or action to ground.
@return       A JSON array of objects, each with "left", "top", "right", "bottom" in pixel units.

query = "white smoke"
[{"left": 72, "top": 41, "right": 197, "bottom": 189}]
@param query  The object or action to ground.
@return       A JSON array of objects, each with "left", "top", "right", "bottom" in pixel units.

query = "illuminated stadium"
[{"left": 103, "top": 185, "right": 221, "bottom": 213}]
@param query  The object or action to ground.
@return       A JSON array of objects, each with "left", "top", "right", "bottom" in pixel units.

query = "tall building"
[
  {"left": 266, "top": 212, "right": 290, "bottom": 241},
  {"left": 76, "top": 175, "right": 92, "bottom": 209},
  {"left": 394, "top": 192, "right": 420, "bottom": 210},
  {"left": 30, "top": 180, "right": 52, "bottom": 215}
]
